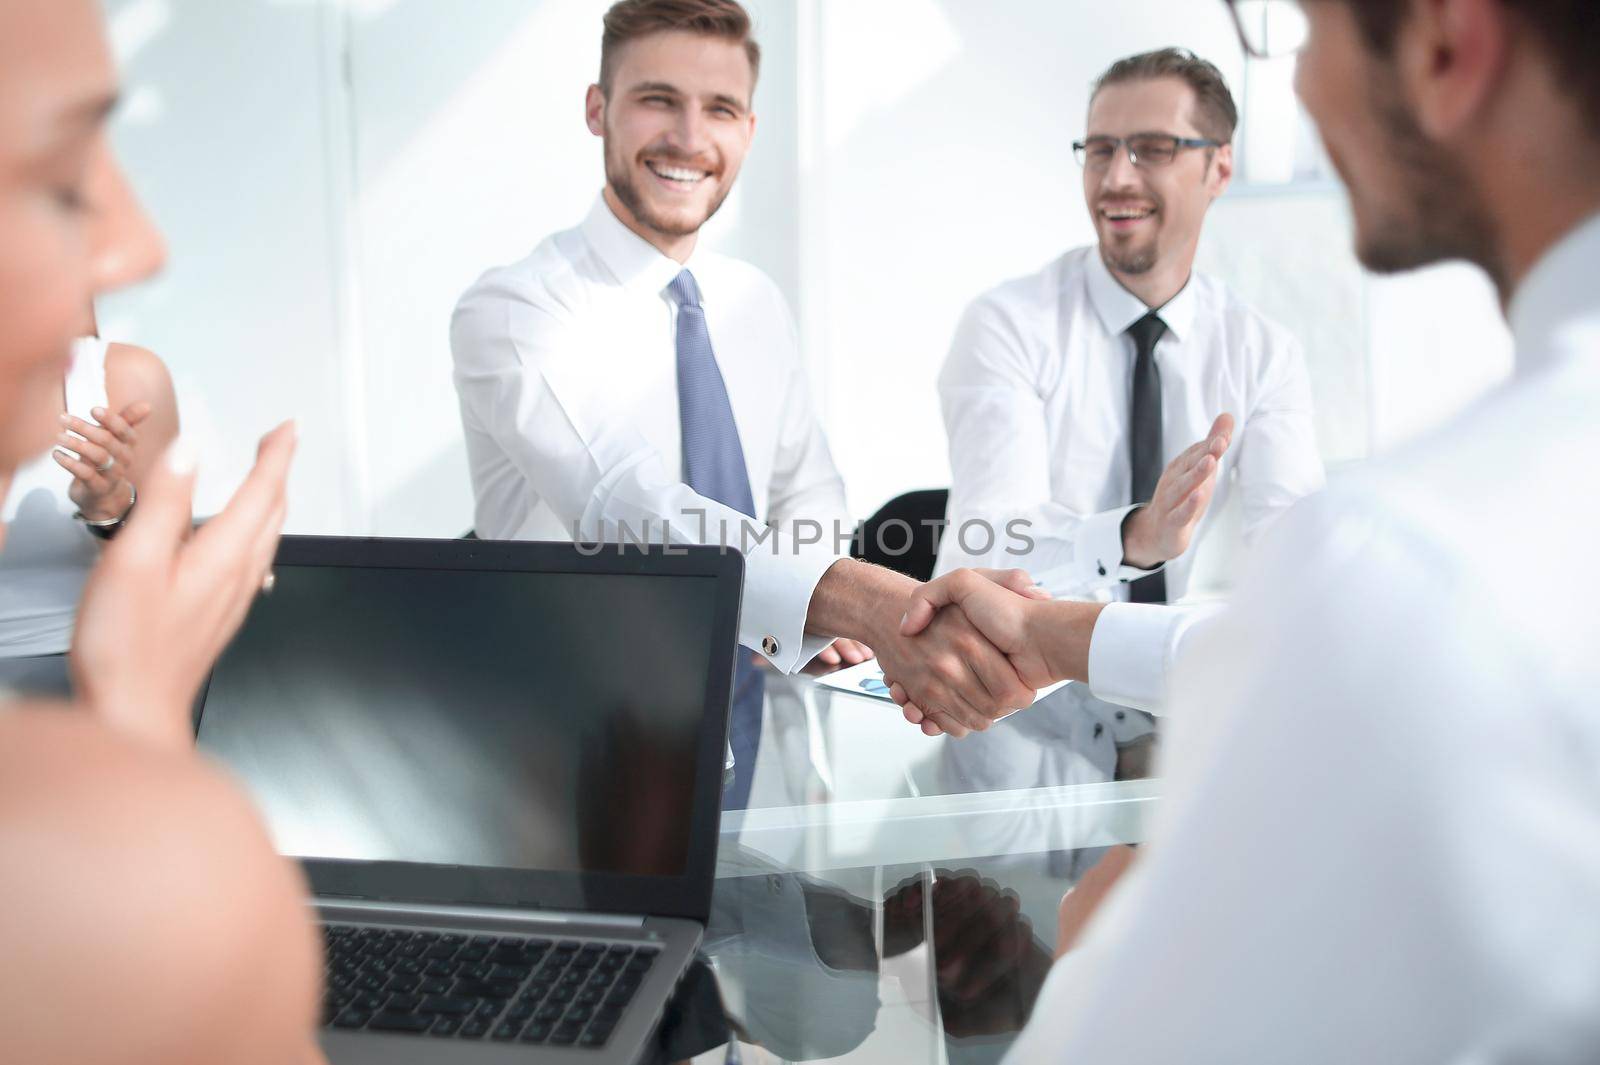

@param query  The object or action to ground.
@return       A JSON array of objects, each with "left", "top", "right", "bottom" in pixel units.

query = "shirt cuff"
[
  {"left": 1087, "top": 601, "right": 1222, "bottom": 714},
  {"left": 1024, "top": 505, "right": 1161, "bottom": 599},
  {"left": 1086, "top": 602, "right": 1183, "bottom": 714},
  {"left": 1080, "top": 504, "right": 1159, "bottom": 584},
  {"left": 741, "top": 541, "right": 842, "bottom": 673}
]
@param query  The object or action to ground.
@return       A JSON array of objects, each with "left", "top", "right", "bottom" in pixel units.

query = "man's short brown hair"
[
  {"left": 599, "top": 0, "right": 761, "bottom": 96},
  {"left": 1337, "top": 0, "right": 1600, "bottom": 138},
  {"left": 1091, "top": 48, "right": 1239, "bottom": 144}
]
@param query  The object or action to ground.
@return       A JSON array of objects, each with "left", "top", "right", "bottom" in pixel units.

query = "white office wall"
[
  {"left": 96, "top": 0, "right": 1513, "bottom": 536},
  {"left": 99, "top": 0, "right": 354, "bottom": 526}
]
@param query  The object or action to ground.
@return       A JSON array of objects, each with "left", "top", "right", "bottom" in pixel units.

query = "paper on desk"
[{"left": 813, "top": 659, "right": 1071, "bottom": 706}]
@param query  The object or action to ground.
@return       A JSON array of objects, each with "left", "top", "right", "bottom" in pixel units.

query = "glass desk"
[{"left": 661, "top": 673, "right": 1162, "bottom": 1065}]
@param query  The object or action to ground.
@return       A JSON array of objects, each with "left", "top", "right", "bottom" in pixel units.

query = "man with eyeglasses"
[
  {"left": 898, "top": 1, "right": 1600, "bottom": 1059},
  {"left": 933, "top": 49, "right": 1324, "bottom": 774}
]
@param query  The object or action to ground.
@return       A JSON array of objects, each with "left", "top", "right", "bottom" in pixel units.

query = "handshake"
[{"left": 816, "top": 415, "right": 1233, "bottom": 737}]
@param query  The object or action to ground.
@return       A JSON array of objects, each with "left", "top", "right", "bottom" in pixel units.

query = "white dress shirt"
[
  {"left": 1007, "top": 213, "right": 1600, "bottom": 1062},
  {"left": 935, "top": 246, "right": 1325, "bottom": 602},
  {"left": 451, "top": 195, "right": 850, "bottom": 671}
]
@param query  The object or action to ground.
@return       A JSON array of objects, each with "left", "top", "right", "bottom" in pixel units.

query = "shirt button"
[
  {"left": 761, "top": 636, "right": 780, "bottom": 657},
  {"left": 1097, "top": 561, "right": 1107, "bottom": 577}
]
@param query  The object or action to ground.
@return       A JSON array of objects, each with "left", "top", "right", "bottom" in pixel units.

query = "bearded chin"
[
  {"left": 1349, "top": 78, "right": 1500, "bottom": 287},
  {"left": 604, "top": 143, "right": 731, "bottom": 240},
  {"left": 1104, "top": 243, "right": 1159, "bottom": 275}
]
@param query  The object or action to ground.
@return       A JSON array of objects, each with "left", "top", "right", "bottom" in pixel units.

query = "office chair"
[{"left": 850, "top": 489, "right": 949, "bottom": 582}]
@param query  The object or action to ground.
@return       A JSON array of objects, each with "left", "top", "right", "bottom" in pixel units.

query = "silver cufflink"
[{"left": 761, "top": 636, "right": 780, "bottom": 657}]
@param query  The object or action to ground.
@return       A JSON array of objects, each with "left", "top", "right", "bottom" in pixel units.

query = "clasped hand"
[
  {"left": 880, "top": 568, "right": 1055, "bottom": 736},
  {"left": 1122, "top": 413, "right": 1234, "bottom": 568},
  {"left": 884, "top": 414, "right": 1235, "bottom": 737},
  {"left": 866, "top": 568, "right": 1050, "bottom": 738}
]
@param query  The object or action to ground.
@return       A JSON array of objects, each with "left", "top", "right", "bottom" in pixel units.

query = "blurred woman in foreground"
[{"left": 0, "top": 1, "right": 323, "bottom": 1061}]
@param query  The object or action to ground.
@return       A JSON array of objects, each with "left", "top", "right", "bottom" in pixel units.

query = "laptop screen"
[{"left": 197, "top": 546, "right": 728, "bottom": 894}]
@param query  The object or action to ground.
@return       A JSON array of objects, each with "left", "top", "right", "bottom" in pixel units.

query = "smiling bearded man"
[
  {"left": 452, "top": 0, "right": 854, "bottom": 813},
  {"left": 451, "top": 0, "right": 1043, "bottom": 812}
]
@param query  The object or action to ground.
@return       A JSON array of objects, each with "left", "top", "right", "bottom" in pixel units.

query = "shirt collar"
[
  {"left": 1084, "top": 244, "right": 1198, "bottom": 343},
  {"left": 580, "top": 192, "right": 700, "bottom": 300},
  {"left": 1507, "top": 209, "right": 1600, "bottom": 377}
]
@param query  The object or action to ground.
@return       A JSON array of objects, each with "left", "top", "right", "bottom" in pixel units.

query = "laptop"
[{"left": 194, "top": 535, "right": 743, "bottom": 1063}]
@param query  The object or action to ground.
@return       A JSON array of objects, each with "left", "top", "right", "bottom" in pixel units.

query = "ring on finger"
[{"left": 260, "top": 571, "right": 277, "bottom": 595}]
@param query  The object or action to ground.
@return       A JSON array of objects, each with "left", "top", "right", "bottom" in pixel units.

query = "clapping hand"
[
  {"left": 53, "top": 402, "right": 153, "bottom": 523},
  {"left": 1121, "top": 413, "right": 1235, "bottom": 568},
  {"left": 71, "top": 422, "right": 297, "bottom": 750}
]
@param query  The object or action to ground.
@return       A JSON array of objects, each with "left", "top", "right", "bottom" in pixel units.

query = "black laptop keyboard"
[{"left": 321, "top": 925, "right": 658, "bottom": 1049}]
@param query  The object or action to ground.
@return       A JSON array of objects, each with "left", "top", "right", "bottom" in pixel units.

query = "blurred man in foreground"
[{"left": 901, "top": 0, "right": 1600, "bottom": 1058}]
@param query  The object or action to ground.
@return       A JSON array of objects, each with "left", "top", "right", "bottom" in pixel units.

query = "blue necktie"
[{"left": 670, "top": 269, "right": 764, "bottom": 810}]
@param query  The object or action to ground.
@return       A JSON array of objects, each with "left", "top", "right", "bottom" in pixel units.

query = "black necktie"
[{"left": 1127, "top": 313, "right": 1167, "bottom": 604}]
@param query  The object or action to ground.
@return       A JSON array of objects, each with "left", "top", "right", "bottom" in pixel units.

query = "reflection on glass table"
[{"left": 680, "top": 674, "right": 1163, "bottom": 1064}]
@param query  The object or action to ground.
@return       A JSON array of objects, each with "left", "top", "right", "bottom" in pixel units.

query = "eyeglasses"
[
  {"left": 1072, "top": 134, "right": 1222, "bottom": 171},
  {"left": 1223, "top": 0, "right": 1310, "bottom": 59}
]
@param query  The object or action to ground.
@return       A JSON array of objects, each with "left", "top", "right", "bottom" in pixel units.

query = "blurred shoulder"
[
  {"left": 1233, "top": 413, "right": 1583, "bottom": 704},
  {"left": 104, "top": 342, "right": 175, "bottom": 399},
  {"left": 0, "top": 708, "right": 303, "bottom": 911},
  {"left": 0, "top": 709, "right": 320, "bottom": 1063}
]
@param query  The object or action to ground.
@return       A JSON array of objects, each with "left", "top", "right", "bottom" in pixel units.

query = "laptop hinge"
[{"left": 315, "top": 897, "right": 646, "bottom": 929}]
